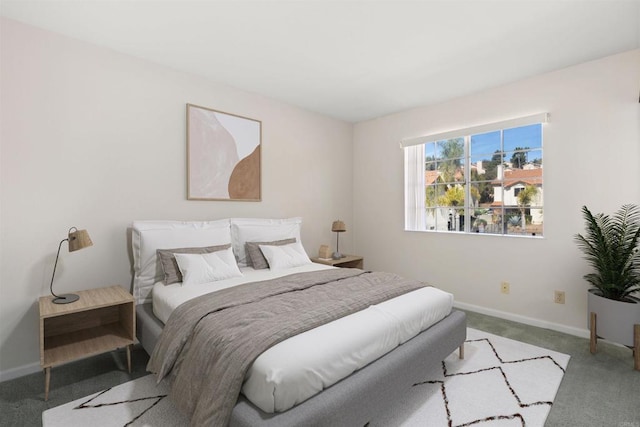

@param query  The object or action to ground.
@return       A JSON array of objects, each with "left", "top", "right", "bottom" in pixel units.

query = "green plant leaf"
[{"left": 574, "top": 204, "right": 640, "bottom": 301}]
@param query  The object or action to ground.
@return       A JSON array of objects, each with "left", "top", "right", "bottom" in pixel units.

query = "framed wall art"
[{"left": 187, "top": 103, "right": 262, "bottom": 201}]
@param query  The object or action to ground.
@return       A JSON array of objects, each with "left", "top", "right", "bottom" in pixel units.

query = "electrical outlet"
[
  {"left": 554, "top": 291, "right": 565, "bottom": 304},
  {"left": 500, "top": 281, "right": 510, "bottom": 294}
]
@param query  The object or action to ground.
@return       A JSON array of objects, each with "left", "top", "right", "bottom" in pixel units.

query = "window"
[{"left": 403, "top": 114, "right": 546, "bottom": 237}]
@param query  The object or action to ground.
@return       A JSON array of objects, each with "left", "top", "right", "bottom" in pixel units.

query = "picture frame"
[{"left": 186, "top": 103, "right": 262, "bottom": 201}]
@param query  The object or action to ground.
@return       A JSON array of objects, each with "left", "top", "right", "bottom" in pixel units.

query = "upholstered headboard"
[{"left": 131, "top": 217, "right": 302, "bottom": 304}]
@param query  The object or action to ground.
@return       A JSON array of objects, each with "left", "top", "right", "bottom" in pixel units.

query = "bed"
[{"left": 131, "top": 218, "right": 466, "bottom": 426}]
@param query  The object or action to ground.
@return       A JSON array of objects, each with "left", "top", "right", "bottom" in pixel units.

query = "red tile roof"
[
  {"left": 493, "top": 168, "right": 542, "bottom": 187},
  {"left": 424, "top": 168, "right": 464, "bottom": 185},
  {"left": 425, "top": 170, "right": 439, "bottom": 185}
]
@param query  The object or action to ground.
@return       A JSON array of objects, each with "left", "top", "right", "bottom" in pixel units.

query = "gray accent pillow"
[
  {"left": 245, "top": 238, "right": 296, "bottom": 269},
  {"left": 157, "top": 244, "right": 232, "bottom": 284}
]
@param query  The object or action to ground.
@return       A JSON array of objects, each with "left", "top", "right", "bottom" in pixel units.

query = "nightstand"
[
  {"left": 311, "top": 254, "right": 364, "bottom": 269},
  {"left": 38, "top": 285, "right": 135, "bottom": 400}
]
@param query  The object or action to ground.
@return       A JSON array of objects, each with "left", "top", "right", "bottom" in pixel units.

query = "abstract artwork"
[{"left": 187, "top": 104, "right": 261, "bottom": 201}]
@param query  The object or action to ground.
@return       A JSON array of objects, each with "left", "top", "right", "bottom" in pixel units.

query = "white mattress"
[{"left": 152, "top": 264, "right": 453, "bottom": 413}]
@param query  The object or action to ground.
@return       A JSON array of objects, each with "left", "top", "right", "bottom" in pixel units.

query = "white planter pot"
[{"left": 587, "top": 289, "right": 640, "bottom": 347}]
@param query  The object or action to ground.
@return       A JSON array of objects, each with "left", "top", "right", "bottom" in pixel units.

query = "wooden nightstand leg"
[
  {"left": 634, "top": 324, "right": 639, "bottom": 371},
  {"left": 590, "top": 312, "right": 597, "bottom": 354},
  {"left": 44, "top": 367, "right": 50, "bottom": 401},
  {"left": 126, "top": 345, "right": 132, "bottom": 374}
]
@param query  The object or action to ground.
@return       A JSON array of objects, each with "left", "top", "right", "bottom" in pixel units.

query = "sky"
[{"left": 424, "top": 123, "right": 543, "bottom": 165}]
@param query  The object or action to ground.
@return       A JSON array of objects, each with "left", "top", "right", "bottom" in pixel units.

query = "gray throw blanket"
[{"left": 147, "top": 268, "right": 427, "bottom": 426}]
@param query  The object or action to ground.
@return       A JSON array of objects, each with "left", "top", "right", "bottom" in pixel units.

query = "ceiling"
[{"left": 1, "top": 1, "right": 639, "bottom": 122}]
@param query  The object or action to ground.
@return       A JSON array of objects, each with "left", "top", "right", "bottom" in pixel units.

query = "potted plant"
[{"left": 574, "top": 204, "right": 640, "bottom": 370}]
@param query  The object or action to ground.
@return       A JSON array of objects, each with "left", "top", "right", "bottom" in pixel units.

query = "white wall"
[
  {"left": 0, "top": 18, "right": 354, "bottom": 380},
  {"left": 2, "top": 17, "right": 638, "bottom": 383},
  {"left": 353, "top": 50, "right": 640, "bottom": 336}
]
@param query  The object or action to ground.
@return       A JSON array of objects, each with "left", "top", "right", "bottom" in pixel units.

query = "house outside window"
[{"left": 403, "top": 114, "right": 547, "bottom": 237}]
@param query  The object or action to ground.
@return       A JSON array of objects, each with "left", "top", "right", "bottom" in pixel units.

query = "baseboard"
[
  {"left": 0, "top": 361, "right": 41, "bottom": 383},
  {"left": 0, "top": 304, "right": 594, "bottom": 383},
  {"left": 454, "top": 301, "right": 591, "bottom": 339}
]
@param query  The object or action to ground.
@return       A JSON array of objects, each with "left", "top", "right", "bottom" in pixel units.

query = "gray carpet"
[{"left": 1, "top": 310, "right": 639, "bottom": 426}]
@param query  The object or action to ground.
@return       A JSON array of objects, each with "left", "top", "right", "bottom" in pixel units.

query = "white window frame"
[{"left": 402, "top": 113, "right": 548, "bottom": 236}]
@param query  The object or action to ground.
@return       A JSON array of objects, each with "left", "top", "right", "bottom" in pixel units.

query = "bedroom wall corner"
[
  {"left": 0, "top": 17, "right": 354, "bottom": 380},
  {"left": 352, "top": 49, "right": 640, "bottom": 336}
]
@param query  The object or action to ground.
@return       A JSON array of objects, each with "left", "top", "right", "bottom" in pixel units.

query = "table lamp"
[
  {"left": 50, "top": 227, "right": 93, "bottom": 304},
  {"left": 331, "top": 220, "right": 346, "bottom": 260}
]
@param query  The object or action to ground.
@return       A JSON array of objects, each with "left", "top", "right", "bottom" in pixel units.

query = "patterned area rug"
[
  {"left": 42, "top": 328, "right": 569, "bottom": 427},
  {"left": 375, "top": 328, "right": 570, "bottom": 426}
]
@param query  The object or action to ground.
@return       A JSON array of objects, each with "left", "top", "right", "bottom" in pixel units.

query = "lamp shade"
[
  {"left": 68, "top": 228, "right": 92, "bottom": 252},
  {"left": 331, "top": 220, "right": 346, "bottom": 232}
]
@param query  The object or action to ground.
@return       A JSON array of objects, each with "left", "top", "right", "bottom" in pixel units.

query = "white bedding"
[
  {"left": 152, "top": 263, "right": 334, "bottom": 323},
  {"left": 152, "top": 264, "right": 453, "bottom": 413}
]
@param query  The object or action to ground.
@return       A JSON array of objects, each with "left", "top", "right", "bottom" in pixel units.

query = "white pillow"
[
  {"left": 230, "top": 217, "right": 302, "bottom": 267},
  {"left": 174, "top": 247, "right": 243, "bottom": 286},
  {"left": 259, "top": 241, "right": 311, "bottom": 271},
  {"left": 131, "top": 219, "right": 231, "bottom": 303}
]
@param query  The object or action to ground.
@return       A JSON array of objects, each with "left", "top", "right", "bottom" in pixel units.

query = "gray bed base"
[{"left": 136, "top": 303, "right": 466, "bottom": 427}]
